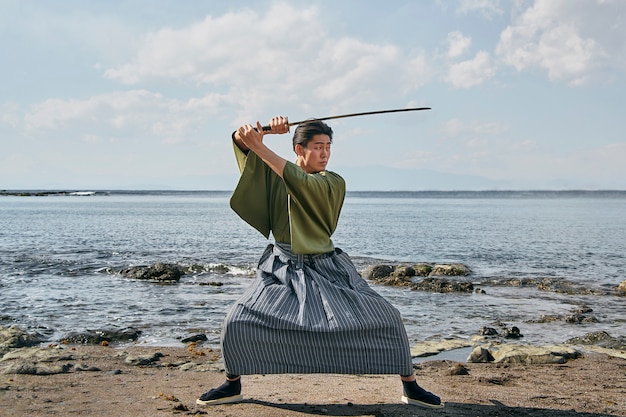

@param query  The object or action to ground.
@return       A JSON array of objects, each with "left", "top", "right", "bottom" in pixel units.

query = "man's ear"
[{"left": 295, "top": 144, "right": 303, "bottom": 157}]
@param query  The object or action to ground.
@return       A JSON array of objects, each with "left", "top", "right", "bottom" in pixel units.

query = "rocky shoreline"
[
  {"left": 2, "top": 260, "right": 625, "bottom": 416},
  {"left": 2, "top": 325, "right": 625, "bottom": 416}
]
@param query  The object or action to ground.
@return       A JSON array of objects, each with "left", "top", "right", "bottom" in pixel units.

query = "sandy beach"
[{"left": 1, "top": 344, "right": 624, "bottom": 417}]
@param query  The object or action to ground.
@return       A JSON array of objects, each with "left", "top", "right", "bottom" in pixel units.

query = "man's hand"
[
  {"left": 264, "top": 116, "right": 290, "bottom": 135},
  {"left": 234, "top": 116, "right": 289, "bottom": 152},
  {"left": 236, "top": 122, "right": 264, "bottom": 151}
]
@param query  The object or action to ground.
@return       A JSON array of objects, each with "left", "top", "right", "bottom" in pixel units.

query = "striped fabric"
[{"left": 221, "top": 243, "right": 414, "bottom": 375}]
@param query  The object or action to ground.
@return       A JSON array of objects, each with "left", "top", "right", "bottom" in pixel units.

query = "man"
[{"left": 197, "top": 116, "right": 443, "bottom": 409}]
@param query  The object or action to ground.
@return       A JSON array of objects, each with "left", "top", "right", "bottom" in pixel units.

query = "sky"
[{"left": 1, "top": 0, "right": 625, "bottom": 191}]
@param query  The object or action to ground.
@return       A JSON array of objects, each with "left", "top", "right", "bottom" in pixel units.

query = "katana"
[{"left": 261, "top": 107, "right": 431, "bottom": 131}]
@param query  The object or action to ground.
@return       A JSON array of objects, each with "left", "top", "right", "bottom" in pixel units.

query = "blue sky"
[{"left": 1, "top": 0, "right": 625, "bottom": 190}]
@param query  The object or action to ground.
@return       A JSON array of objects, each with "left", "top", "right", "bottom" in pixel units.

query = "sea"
[{"left": 1, "top": 190, "right": 624, "bottom": 351}]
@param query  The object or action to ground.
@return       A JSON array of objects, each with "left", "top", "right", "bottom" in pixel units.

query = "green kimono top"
[{"left": 229, "top": 140, "right": 345, "bottom": 255}]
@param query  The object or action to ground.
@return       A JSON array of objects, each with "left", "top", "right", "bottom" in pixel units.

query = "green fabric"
[{"left": 229, "top": 140, "right": 345, "bottom": 254}]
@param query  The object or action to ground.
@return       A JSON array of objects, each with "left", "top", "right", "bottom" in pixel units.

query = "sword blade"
[
  {"left": 261, "top": 107, "right": 431, "bottom": 131},
  {"left": 288, "top": 107, "right": 431, "bottom": 126}
]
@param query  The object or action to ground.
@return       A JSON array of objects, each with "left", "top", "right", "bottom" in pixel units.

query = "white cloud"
[
  {"left": 445, "top": 50, "right": 496, "bottom": 88},
  {"left": 0, "top": 103, "right": 20, "bottom": 128},
  {"left": 495, "top": 0, "right": 626, "bottom": 85},
  {"left": 22, "top": 90, "right": 224, "bottom": 144},
  {"left": 456, "top": 0, "right": 503, "bottom": 19},
  {"left": 446, "top": 31, "right": 472, "bottom": 58},
  {"left": 101, "top": 2, "right": 430, "bottom": 118}
]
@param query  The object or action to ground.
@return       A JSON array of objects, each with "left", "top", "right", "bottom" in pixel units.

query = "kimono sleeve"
[{"left": 229, "top": 141, "right": 272, "bottom": 239}]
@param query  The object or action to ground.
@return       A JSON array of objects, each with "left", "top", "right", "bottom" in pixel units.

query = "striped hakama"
[{"left": 221, "top": 242, "right": 414, "bottom": 375}]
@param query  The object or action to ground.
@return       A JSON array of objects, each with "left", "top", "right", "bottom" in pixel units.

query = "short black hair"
[{"left": 292, "top": 120, "right": 333, "bottom": 151}]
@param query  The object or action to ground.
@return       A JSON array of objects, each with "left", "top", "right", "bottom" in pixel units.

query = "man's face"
[{"left": 297, "top": 134, "right": 332, "bottom": 174}]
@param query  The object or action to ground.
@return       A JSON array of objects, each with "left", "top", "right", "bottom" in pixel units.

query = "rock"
[
  {"left": 412, "top": 277, "right": 474, "bottom": 293},
  {"left": 491, "top": 344, "right": 580, "bottom": 364},
  {"left": 391, "top": 265, "right": 415, "bottom": 278},
  {"left": 365, "top": 262, "right": 471, "bottom": 287},
  {"left": 61, "top": 328, "right": 141, "bottom": 344},
  {"left": 2, "top": 347, "right": 73, "bottom": 362},
  {"left": 566, "top": 331, "right": 626, "bottom": 350},
  {"left": 448, "top": 363, "right": 470, "bottom": 375},
  {"left": 410, "top": 338, "right": 473, "bottom": 357},
  {"left": 124, "top": 352, "right": 164, "bottom": 366},
  {"left": 617, "top": 280, "right": 626, "bottom": 295},
  {"left": 430, "top": 264, "right": 472, "bottom": 276},
  {"left": 480, "top": 277, "right": 608, "bottom": 295},
  {"left": 364, "top": 264, "right": 395, "bottom": 279},
  {"left": 2, "top": 362, "right": 72, "bottom": 375},
  {"left": 181, "top": 334, "right": 208, "bottom": 344},
  {"left": 412, "top": 263, "right": 433, "bottom": 276},
  {"left": 503, "top": 326, "right": 523, "bottom": 339},
  {"left": 467, "top": 346, "right": 495, "bottom": 363},
  {"left": 480, "top": 327, "right": 499, "bottom": 336},
  {"left": 564, "top": 313, "right": 598, "bottom": 324},
  {"left": 0, "top": 326, "right": 47, "bottom": 354},
  {"left": 120, "top": 263, "right": 183, "bottom": 282},
  {"left": 199, "top": 281, "right": 224, "bottom": 286},
  {"left": 1, "top": 347, "right": 76, "bottom": 375},
  {"left": 530, "top": 305, "right": 598, "bottom": 324}
]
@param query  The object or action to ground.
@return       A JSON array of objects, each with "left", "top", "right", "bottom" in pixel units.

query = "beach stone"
[
  {"left": 410, "top": 338, "right": 473, "bottom": 357},
  {"left": 448, "top": 363, "right": 470, "bottom": 375},
  {"left": 180, "top": 334, "right": 208, "bottom": 344},
  {"left": 0, "top": 326, "right": 47, "bottom": 354},
  {"left": 503, "top": 326, "right": 523, "bottom": 339},
  {"left": 412, "top": 277, "right": 474, "bottom": 293},
  {"left": 2, "top": 362, "right": 72, "bottom": 375},
  {"left": 61, "top": 327, "right": 141, "bottom": 344},
  {"left": 490, "top": 344, "right": 581, "bottom": 364},
  {"left": 120, "top": 262, "right": 183, "bottom": 282},
  {"left": 467, "top": 346, "right": 495, "bottom": 363},
  {"left": 124, "top": 351, "right": 164, "bottom": 366},
  {"left": 1, "top": 347, "right": 75, "bottom": 375},
  {"left": 480, "top": 327, "right": 499, "bottom": 336}
]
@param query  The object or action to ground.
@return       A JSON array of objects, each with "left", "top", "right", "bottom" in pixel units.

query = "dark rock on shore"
[
  {"left": 478, "top": 322, "right": 523, "bottom": 339},
  {"left": 61, "top": 328, "right": 141, "bottom": 345},
  {"left": 120, "top": 263, "right": 183, "bottom": 282},
  {"left": 124, "top": 352, "right": 164, "bottom": 366},
  {"left": 180, "top": 334, "right": 208, "bottom": 344},
  {"left": 529, "top": 305, "right": 598, "bottom": 324},
  {"left": 430, "top": 264, "right": 472, "bottom": 276},
  {"left": 412, "top": 277, "right": 474, "bottom": 293},
  {"left": 478, "top": 276, "right": 611, "bottom": 296},
  {"left": 566, "top": 331, "right": 626, "bottom": 350},
  {"left": 364, "top": 262, "right": 473, "bottom": 292}
]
